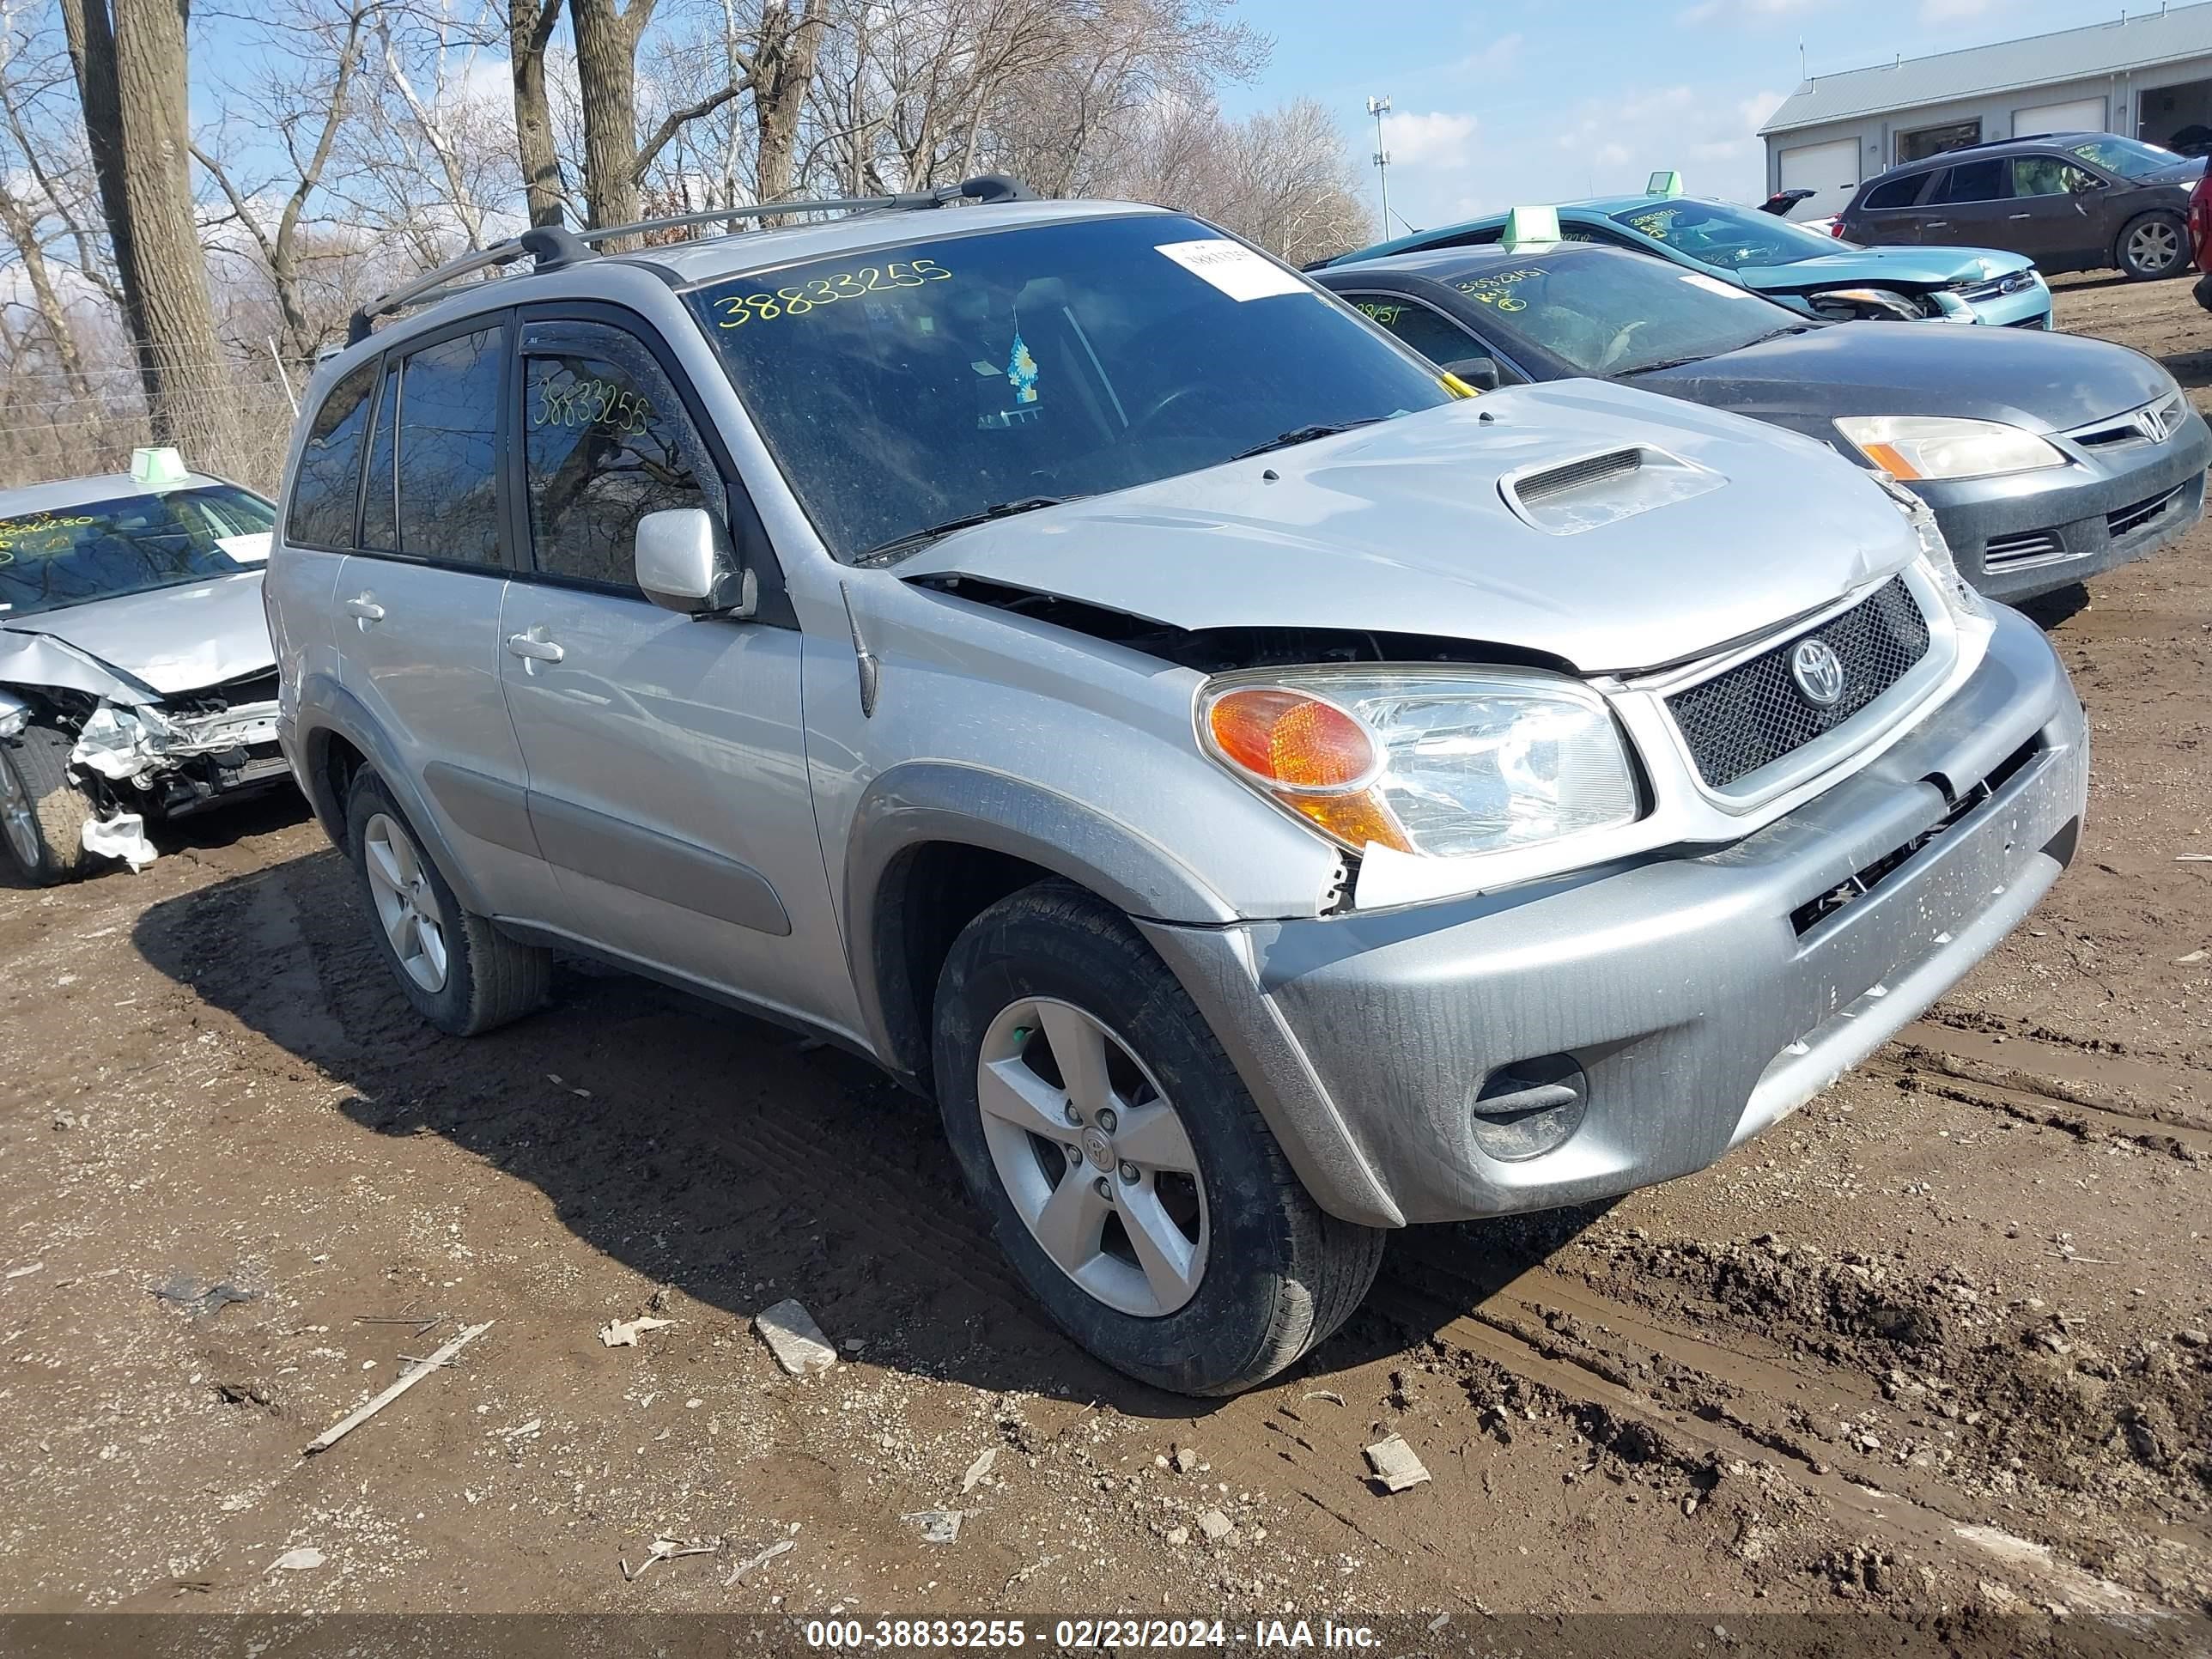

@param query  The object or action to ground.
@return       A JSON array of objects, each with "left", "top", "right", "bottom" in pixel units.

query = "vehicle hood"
[
  {"left": 901, "top": 382, "right": 1920, "bottom": 675},
  {"left": 0, "top": 570, "right": 273, "bottom": 696},
  {"left": 1739, "top": 244, "right": 2034, "bottom": 291},
  {"left": 2141, "top": 156, "right": 2207, "bottom": 186},
  {"left": 1636, "top": 320, "right": 2173, "bottom": 434}
]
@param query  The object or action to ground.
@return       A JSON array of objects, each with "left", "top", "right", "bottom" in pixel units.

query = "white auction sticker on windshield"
[
  {"left": 1680, "top": 270, "right": 1754, "bottom": 299},
  {"left": 1155, "top": 240, "right": 1308, "bottom": 301},
  {"left": 216, "top": 532, "right": 271, "bottom": 564}
]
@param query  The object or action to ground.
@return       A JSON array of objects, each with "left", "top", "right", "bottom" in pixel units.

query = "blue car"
[{"left": 1321, "top": 193, "right": 2053, "bottom": 328}]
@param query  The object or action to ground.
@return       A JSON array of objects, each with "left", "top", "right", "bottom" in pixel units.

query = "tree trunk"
[
  {"left": 570, "top": 0, "right": 651, "bottom": 243},
  {"left": 0, "top": 185, "right": 93, "bottom": 402},
  {"left": 109, "top": 0, "right": 228, "bottom": 454},
  {"left": 750, "top": 0, "right": 825, "bottom": 205},
  {"left": 58, "top": 0, "right": 155, "bottom": 408},
  {"left": 510, "top": 0, "right": 566, "bottom": 227}
]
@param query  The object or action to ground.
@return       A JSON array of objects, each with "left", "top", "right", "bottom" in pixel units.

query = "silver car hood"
[
  {"left": 903, "top": 382, "right": 1920, "bottom": 674},
  {"left": 1, "top": 570, "right": 273, "bottom": 696}
]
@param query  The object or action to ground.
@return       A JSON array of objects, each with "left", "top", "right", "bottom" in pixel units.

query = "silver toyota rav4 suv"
[{"left": 265, "top": 179, "right": 2088, "bottom": 1395}]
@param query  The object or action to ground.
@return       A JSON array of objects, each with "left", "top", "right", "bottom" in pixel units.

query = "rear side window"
[
  {"left": 394, "top": 326, "right": 502, "bottom": 565},
  {"left": 1347, "top": 295, "right": 1488, "bottom": 368},
  {"left": 1861, "top": 172, "right": 1926, "bottom": 211},
  {"left": 361, "top": 363, "right": 399, "bottom": 552},
  {"left": 286, "top": 359, "right": 376, "bottom": 547},
  {"left": 1929, "top": 160, "right": 2006, "bottom": 204},
  {"left": 520, "top": 322, "right": 725, "bottom": 589}
]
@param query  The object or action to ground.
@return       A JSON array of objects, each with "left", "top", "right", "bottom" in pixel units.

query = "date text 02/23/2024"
[{"left": 802, "top": 1618, "right": 1383, "bottom": 1649}]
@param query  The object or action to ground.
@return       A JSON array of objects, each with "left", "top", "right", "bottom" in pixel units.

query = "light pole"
[{"left": 1367, "top": 94, "right": 1392, "bottom": 234}]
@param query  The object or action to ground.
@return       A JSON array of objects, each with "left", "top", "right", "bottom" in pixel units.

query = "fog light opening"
[{"left": 1468, "top": 1054, "right": 1588, "bottom": 1162}]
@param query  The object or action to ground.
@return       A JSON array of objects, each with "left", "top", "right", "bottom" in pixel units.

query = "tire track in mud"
[{"left": 1887, "top": 1020, "right": 2212, "bottom": 1145}]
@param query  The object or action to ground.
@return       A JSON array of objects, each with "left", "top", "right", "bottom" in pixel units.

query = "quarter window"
[
  {"left": 1861, "top": 172, "right": 1926, "bottom": 211},
  {"left": 393, "top": 325, "right": 503, "bottom": 566},
  {"left": 521, "top": 325, "right": 723, "bottom": 589},
  {"left": 286, "top": 359, "right": 376, "bottom": 548}
]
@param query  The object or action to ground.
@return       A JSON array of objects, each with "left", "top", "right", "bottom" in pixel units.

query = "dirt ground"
[{"left": 1, "top": 274, "right": 2209, "bottom": 1654}]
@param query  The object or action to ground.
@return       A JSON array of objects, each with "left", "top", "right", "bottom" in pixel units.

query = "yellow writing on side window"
[
  {"left": 712, "top": 258, "right": 952, "bottom": 328},
  {"left": 535, "top": 374, "right": 654, "bottom": 434}
]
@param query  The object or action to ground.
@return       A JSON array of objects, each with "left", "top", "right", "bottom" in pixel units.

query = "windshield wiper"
[
  {"left": 1620, "top": 354, "right": 1712, "bottom": 377},
  {"left": 1229, "top": 418, "right": 1385, "bottom": 462},
  {"left": 852, "top": 495, "right": 1079, "bottom": 566}
]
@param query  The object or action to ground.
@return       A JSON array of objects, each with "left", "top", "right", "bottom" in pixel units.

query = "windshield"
[
  {"left": 1608, "top": 199, "right": 1847, "bottom": 270},
  {"left": 2067, "top": 136, "right": 2191, "bottom": 179},
  {"left": 1442, "top": 252, "right": 1808, "bottom": 376},
  {"left": 686, "top": 213, "right": 1450, "bottom": 562},
  {"left": 0, "top": 484, "right": 273, "bottom": 618}
]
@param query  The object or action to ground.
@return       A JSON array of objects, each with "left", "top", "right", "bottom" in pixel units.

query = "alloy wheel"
[
  {"left": 975, "top": 996, "right": 1209, "bottom": 1317},
  {"left": 362, "top": 811, "right": 449, "bottom": 994},
  {"left": 2130, "top": 220, "right": 2182, "bottom": 273},
  {"left": 0, "top": 755, "right": 39, "bottom": 869}
]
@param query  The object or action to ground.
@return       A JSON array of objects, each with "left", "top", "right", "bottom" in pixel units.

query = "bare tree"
[
  {"left": 60, "top": 0, "right": 234, "bottom": 454},
  {"left": 508, "top": 0, "right": 566, "bottom": 224},
  {"left": 192, "top": 0, "right": 376, "bottom": 362}
]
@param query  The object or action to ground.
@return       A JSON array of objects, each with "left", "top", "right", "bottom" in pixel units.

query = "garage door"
[
  {"left": 2014, "top": 97, "right": 2106, "bottom": 138},
  {"left": 1777, "top": 138, "right": 1861, "bottom": 216}
]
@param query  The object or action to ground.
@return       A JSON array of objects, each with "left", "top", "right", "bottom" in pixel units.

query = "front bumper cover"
[{"left": 1143, "top": 606, "right": 2086, "bottom": 1228}]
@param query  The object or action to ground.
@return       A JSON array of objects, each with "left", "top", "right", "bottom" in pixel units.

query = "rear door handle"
[
  {"left": 1924, "top": 220, "right": 1948, "bottom": 228},
  {"left": 2008, "top": 213, "right": 2032, "bottom": 220},
  {"left": 344, "top": 593, "right": 385, "bottom": 625},
  {"left": 506, "top": 631, "right": 565, "bottom": 665}
]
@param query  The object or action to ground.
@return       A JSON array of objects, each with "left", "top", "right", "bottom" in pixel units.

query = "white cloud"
[
  {"left": 1677, "top": 0, "right": 1825, "bottom": 24},
  {"left": 1451, "top": 32, "right": 1524, "bottom": 76},
  {"left": 1384, "top": 111, "right": 1480, "bottom": 170}
]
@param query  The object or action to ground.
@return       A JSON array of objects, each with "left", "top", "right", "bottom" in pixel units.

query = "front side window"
[
  {"left": 2068, "top": 136, "right": 2185, "bottom": 179},
  {"left": 522, "top": 324, "right": 723, "bottom": 588},
  {"left": 1427, "top": 250, "right": 1807, "bottom": 377},
  {"left": 0, "top": 485, "right": 275, "bottom": 617},
  {"left": 2011, "top": 156, "right": 2096, "bottom": 198},
  {"left": 1607, "top": 200, "right": 1846, "bottom": 270},
  {"left": 393, "top": 325, "right": 502, "bottom": 565},
  {"left": 287, "top": 359, "right": 376, "bottom": 547},
  {"left": 685, "top": 214, "right": 1449, "bottom": 563}
]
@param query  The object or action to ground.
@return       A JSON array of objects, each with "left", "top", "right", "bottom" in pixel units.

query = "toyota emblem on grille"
[{"left": 1790, "top": 638, "right": 1846, "bottom": 708}]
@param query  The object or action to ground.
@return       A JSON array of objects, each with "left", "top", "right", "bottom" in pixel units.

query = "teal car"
[{"left": 1321, "top": 194, "right": 2053, "bottom": 329}]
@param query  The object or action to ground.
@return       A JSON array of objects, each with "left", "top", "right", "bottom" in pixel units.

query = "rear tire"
[
  {"left": 0, "top": 724, "right": 91, "bottom": 886},
  {"left": 2118, "top": 210, "right": 2187, "bottom": 280},
  {"left": 932, "top": 879, "right": 1384, "bottom": 1395},
  {"left": 344, "top": 768, "right": 550, "bottom": 1036}
]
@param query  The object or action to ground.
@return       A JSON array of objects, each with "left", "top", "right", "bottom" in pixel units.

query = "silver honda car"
[
  {"left": 264, "top": 181, "right": 2088, "bottom": 1395},
  {"left": 0, "top": 459, "right": 288, "bottom": 883}
]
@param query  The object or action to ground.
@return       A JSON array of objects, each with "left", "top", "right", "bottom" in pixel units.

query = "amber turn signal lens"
[
  {"left": 1856, "top": 443, "right": 1922, "bottom": 481},
  {"left": 1207, "top": 688, "right": 1375, "bottom": 790}
]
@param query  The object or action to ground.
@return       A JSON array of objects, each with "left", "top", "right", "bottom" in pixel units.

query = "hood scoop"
[{"left": 1499, "top": 445, "right": 1723, "bottom": 536}]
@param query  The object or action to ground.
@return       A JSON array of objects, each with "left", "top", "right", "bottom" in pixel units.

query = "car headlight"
[
  {"left": 1833, "top": 415, "right": 2065, "bottom": 481},
  {"left": 1198, "top": 670, "right": 1639, "bottom": 858}
]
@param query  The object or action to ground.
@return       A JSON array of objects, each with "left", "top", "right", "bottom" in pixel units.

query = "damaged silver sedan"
[{"left": 0, "top": 453, "right": 291, "bottom": 883}]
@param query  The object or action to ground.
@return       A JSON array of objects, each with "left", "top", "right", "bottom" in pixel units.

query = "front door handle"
[
  {"left": 506, "top": 630, "right": 566, "bottom": 668},
  {"left": 344, "top": 593, "right": 385, "bottom": 628},
  {"left": 1924, "top": 219, "right": 1948, "bottom": 228},
  {"left": 2008, "top": 213, "right": 2032, "bottom": 220}
]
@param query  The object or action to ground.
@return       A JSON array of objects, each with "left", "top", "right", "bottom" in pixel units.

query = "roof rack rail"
[{"left": 344, "top": 174, "right": 1035, "bottom": 346}]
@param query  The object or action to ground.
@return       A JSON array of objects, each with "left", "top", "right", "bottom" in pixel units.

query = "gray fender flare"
[
  {"left": 841, "top": 761, "right": 1403, "bottom": 1229},
  {"left": 294, "top": 673, "right": 493, "bottom": 916}
]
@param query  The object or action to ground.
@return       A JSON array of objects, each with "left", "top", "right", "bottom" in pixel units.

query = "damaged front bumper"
[{"left": 1141, "top": 605, "right": 2087, "bottom": 1229}]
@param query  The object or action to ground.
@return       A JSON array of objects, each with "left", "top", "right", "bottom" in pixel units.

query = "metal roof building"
[{"left": 1759, "top": 5, "right": 2212, "bottom": 216}]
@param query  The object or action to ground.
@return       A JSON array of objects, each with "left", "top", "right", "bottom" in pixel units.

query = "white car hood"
[
  {"left": 902, "top": 381, "right": 1920, "bottom": 674},
  {"left": 2, "top": 570, "right": 273, "bottom": 695}
]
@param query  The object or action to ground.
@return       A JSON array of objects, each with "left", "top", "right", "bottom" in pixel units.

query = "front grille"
[
  {"left": 2004, "top": 314, "right": 2051, "bottom": 328},
  {"left": 1667, "top": 577, "right": 1931, "bottom": 791},
  {"left": 1984, "top": 529, "right": 2066, "bottom": 569},
  {"left": 2108, "top": 483, "right": 2184, "bottom": 540}
]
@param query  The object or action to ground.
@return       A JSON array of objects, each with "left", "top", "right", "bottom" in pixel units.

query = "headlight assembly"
[
  {"left": 1198, "top": 671, "right": 1639, "bottom": 858},
  {"left": 1834, "top": 415, "right": 2066, "bottom": 482}
]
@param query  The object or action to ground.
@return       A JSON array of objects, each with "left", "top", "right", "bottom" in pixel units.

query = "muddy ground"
[{"left": 0, "top": 274, "right": 2207, "bottom": 1653}]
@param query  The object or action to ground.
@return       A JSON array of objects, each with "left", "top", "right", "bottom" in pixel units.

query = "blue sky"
[{"left": 1221, "top": 0, "right": 2131, "bottom": 233}]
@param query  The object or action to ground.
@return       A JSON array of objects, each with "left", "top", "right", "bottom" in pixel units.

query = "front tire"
[
  {"left": 344, "top": 769, "right": 550, "bottom": 1036},
  {"left": 0, "top": 724, "right": 91, "bottom": 886},
  {"left": 2118, "top": 210, "right": 2187, "bottom": 280},
  {"left": 932, "top": 880, "right": 1384, "bottom": 1395}
]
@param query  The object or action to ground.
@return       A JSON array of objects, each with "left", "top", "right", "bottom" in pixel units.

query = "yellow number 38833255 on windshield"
[{"left": 712, "top": 258, "right": 951, "bottom": 327}]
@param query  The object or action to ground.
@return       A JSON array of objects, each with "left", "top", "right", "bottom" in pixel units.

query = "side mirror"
[
  {"left": 2073, "top": 173, "right": 2106, "bottom": 191},
  {"left": 635, "top": 507, "right": 755, "bottom": 617},
  {"left": 1441, "top": 356, "right": 1501, "bottom": 392}
]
